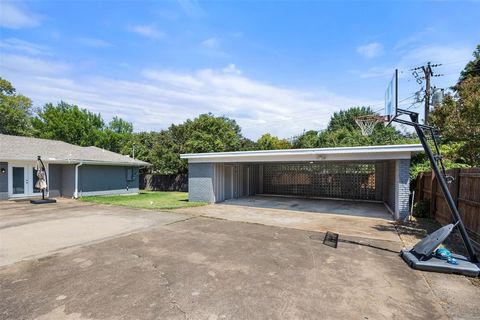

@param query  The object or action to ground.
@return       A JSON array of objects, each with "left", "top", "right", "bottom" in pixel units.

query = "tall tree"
[
  {"left": 132, "top": 113, "right": 249, "bottom": 174},
  {"left": 256, "top": 133, "right": 291, "bottom": 150},
  {"left": 0, "top": 78, "right": 33, "bottom": 136},
  {"left": 103, "top": 116, "right": 134, "bottom": 153},
  {"left": 430, "top": 76, "right": 480, "bottom": 166},
  {"left": 315, "top": 106, "right": 415, "bottom": 148},
  {"left": 292, "top": 130, "right": 319, "bottom": 148},
  {"left": 459, "top": 44, "right": 480, "bottom": 83},
  {"left": 32, "top": 101, "right": 106, "bottom": 147}
]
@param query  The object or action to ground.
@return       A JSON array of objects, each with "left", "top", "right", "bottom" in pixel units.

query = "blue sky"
[{"left": 1, "top": 0, "right": 479, "bottom": 139}]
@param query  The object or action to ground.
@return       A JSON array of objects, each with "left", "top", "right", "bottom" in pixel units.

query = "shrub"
[{"left": 412, "top": 200, "right": 430, "bottom": 218}]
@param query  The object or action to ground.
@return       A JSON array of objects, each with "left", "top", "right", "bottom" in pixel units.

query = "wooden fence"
[
  {"left": 140, "top": 173, "right": 188, "bottom": 192},
  {"left": 414, "top": 168, "right": 480, "bottom": 243}
]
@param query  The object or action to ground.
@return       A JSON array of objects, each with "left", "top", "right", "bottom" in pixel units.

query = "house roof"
[
  {"left": 0, "top": 134, "right": 150, "bottom": 166},
  {"left": 181, "top": 144, "right": 424, "bottom": 163}
]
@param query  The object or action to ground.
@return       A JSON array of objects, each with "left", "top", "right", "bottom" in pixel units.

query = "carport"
[{"left": 181, "top": 144, "right": 423, "bottom": 220}]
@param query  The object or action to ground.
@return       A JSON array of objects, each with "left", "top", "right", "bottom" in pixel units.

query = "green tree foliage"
[
  {"left": 0, "top": 78, "right": 33, "bottom": 135},
  {"left": 412, "top": 46, "right": 480, "bottom": 178},
  {"left": 459, "top": 44, "right": 480, "bottom": 83},
  {"left": 130, "top": 113, "right": 250, "bottom": 174},
  {"left": 32, "top": 102, "right": 106, "bottom": 146},
  {"left": 31, "top": 101, "right": 133, "bottom": 153},
  {"left": 430, "top": 76, "right": 480, "bottom": 166},
  {"left": 293, "top": 106, "right": 416, "bottom": 148},
  {"left": 256, "top": 133, "right": 291, "bottom": 150},
  {"left": 103, "top": 116, "right": 134, "bottom": 153},
  {"left": 292, "top": 130, "right": 319, "bottom": 148}
]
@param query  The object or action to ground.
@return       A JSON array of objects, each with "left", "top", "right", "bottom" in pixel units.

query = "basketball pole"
[{"left": 395, "top": 110, "right": 478, "bottom": 263}]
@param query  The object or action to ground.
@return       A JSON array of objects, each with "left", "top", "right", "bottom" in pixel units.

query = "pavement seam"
[{"left": 115, "top": 244, "right": 189, "bottom": 319}]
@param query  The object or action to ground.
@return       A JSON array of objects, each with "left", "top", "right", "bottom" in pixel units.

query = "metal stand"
[
  {"left": 395, "top": 109, "right": 479, "bottom": 276},
  {"left": 30, "top": 156, "right": 57, "bottom": 205}
]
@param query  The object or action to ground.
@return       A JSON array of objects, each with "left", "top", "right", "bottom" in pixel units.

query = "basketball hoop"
[{"left": 355, "top": 115, "right": 385, "bottom": 136}]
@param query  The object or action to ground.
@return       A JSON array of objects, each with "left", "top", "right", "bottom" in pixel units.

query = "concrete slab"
[
  {"left": 0, "top": 199, "right": 189, "bottom": 267},
  {"left": 0, "top": 217, "right": 451, "bottom": 320},
  {"left": 175, "top": 196, "right": 400, "bottom": 242}
]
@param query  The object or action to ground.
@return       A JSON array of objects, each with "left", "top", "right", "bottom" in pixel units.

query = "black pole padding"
[{"left": 412, "top": 120, "right": 478, "bottom": 263}]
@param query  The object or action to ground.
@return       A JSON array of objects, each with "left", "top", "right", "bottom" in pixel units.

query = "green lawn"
[{"left": 80, "top": 191, "right": 207, "bottom": 210}]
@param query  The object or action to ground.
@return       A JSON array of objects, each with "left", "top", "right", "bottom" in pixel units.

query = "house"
[
  {"left": 180, "top": 144, "right": 424, "bottom": 220},
  {"left": 0, "top": 134, "right": 150, "bottom": 200}
]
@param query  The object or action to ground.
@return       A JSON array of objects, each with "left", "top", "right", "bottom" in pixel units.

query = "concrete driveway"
[
  {"left": 1, "top": 199, "right": 479, "bottom": 319},
  {"left": 175, "top": 196, "right": 400, "bottom": 242},
  {"left": 0, "top": 199, "right": 189, "bottom": 267}
]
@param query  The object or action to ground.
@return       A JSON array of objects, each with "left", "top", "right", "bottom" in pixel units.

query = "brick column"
[{"left": 396, "top": 159, "right": 411, "bottom": 220}]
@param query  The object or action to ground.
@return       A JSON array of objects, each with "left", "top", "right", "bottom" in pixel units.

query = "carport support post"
[{"left": 411, "top": 118, "right": 478, "bottom": 263}]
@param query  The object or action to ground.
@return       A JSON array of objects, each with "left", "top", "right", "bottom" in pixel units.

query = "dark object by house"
[{"left": 30, "top": 156, "right": 57, "bottom": 204}]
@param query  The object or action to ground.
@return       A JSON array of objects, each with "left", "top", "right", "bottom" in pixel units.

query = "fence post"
[{"left": 429, "top": 172, "right": 437, "bottom": 218}]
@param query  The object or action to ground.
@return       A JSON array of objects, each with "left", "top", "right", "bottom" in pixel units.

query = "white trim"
[
  {"left": 7, "top": 161, "right": 49, "bottom": 198},
  {"left": 181, "top": 144, "right": 423, "bottom": 163},
  {"left": 80, "top": 188, "right": 139, "bottom": 197},
  {"left": 74, "top": 162, "right": 83, "bottom": 199}
]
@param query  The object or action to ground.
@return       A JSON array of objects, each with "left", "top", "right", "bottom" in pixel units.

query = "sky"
[{"left": 0, "top": 0, "right": 479, "bottom": 139}]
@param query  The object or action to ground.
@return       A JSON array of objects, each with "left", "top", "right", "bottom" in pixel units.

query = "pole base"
[
  {"left": 30, "top": 199, "right": 57, "bottom": 204},
  {"left": 401, "top": 249, "right": 480, "bottom": 277}
]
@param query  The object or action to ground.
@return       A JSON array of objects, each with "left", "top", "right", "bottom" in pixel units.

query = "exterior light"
[{"left": 0, "top": 168, "right": 5, "bottom": 174}]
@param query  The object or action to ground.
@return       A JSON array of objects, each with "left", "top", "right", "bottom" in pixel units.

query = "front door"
[{"left": 9, "top": 163, "right": 44, "bottom": 198}]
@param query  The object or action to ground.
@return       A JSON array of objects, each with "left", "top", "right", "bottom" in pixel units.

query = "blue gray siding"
[
  {"left": 188, "top": 163, "right": 215, "bottom": 202},
  {"left": 48, "top": 164, "right": 63, "bottom": 197},
  {"left": 62, "top": 165, "right": 76, "bottom": 197},
  {"left": 0, "top": 162, "right": 8, "bottom": 200},
  {"left": 79, "top": 165, "right": 139, "bottom": 194}
]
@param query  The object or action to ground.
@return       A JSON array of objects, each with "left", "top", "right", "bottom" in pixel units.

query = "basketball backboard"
[{"left": 384, "top": 69, "right": 398, "bottom": 124}]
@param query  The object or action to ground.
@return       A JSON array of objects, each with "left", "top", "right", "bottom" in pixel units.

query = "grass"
[{"left": 80, "top": 191, "right": 207, "bottom": 210}]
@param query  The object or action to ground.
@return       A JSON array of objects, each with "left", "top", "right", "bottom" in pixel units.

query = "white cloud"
[
  {"left": 0, "top": 2, "right": 41, "bottom": 29},
  {"left": 199, "top": 37, "right": 229, "bottom": 58},
  {"left": 128, "top": 25, "right": 166, "bottom": 40},
  {"left": 222, "top": 64, "right": 242, "bottom": 75},
  {"left": 352, "top": 44, "right": 473, "bottom": 81},
  {"left": 201, "top": 37, "right": 219, "bottom": 49},
  {"left": 1, "top": 54, "right": 368, "bottom": 139},
  {"left": 75, "top": 37, "right": 112, "bottom": 48},
  {"left": 394, "top": 27, "right": 435, "bottom": 51},
  {"left": 357, "top": 42, "right": 384, "bottom": 59},
  {"left": 0, "top": 38, "right": 51, "bottom": 55},
  {"left": 176, "top": 0, "right": 206, "bottom": 18}
]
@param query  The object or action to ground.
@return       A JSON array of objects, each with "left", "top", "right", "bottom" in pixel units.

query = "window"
[{"left": 126, "top": 168, "right": 135, "bottom": 181}]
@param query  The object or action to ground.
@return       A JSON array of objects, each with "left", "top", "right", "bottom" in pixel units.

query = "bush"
[{"left": 412, "top": 200, "right": 430, "bottom": 218}]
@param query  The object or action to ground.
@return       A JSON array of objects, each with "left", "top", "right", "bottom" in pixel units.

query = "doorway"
[{"left": 8, "top": 163, "right": 44, "bottom": 198}]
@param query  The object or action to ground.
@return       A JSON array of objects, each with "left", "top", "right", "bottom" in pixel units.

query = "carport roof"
[{"left": 181, "top": 144, "right": 424, "bottom": 163}]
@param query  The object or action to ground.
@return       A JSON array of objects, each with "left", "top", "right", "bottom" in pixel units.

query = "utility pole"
[
  {"left": 411, "top": 62, "right": 443, "bottom": 125},
  {"left": 423, "top": 63, "right": 432, "bottom": 125}
]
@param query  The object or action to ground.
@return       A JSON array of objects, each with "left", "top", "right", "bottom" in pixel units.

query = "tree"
[
  {"left": 103, "top": 116, "right": 134, "bottom": 153},
  {"left": 459, "top": 44, "right": 480, "bottom": 83},
  {"left": 430, "top": 76, "right": 480, "bottom": 166},
  {"left": 0, "top": 78, "right": 33, "bottom": 135},
  {"left": 292, "top": 130, "right": 319, "bottom": 148},
  {"left": 256, "top": 133, "right": 291, "bottom": 150},
  {"left": 129, "top": 113, "right": 250, "bottom": 174},
  {"left": 31, "top": 102, "right": 106, "bottom": 147},
  {"left": 315, "top": 106, "right": 416, "bottom": 148}
]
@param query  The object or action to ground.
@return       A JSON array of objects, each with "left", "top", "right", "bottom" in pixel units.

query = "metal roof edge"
[{"left": 180, "top": 144, "right": 424, "bottom": 159}]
